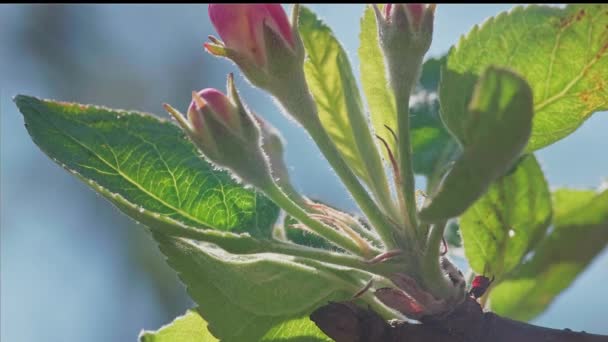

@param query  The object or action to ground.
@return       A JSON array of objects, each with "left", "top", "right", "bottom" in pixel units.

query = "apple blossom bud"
[
  {"left": 164, "top": 76, "right": 274, "bottom": 189},
  {"left": 207, "top": 4, "right": 294, "bottom": 68},
  {"left": 204, "top": 4, "right": 305, "bottom": 91},
  {"left": 188, "top": 88, "right": 241, "bottom": 135},
  {"left": 372, "top": 4, "right": 436, "bottom": 96},
  {"left": 380, "top": 3, "right": 435, "bottom": 40}
]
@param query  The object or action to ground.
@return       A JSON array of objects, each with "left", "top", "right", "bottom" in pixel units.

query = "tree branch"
[{"left": 310, "top": 297, "right": 608, "bottom": 342}]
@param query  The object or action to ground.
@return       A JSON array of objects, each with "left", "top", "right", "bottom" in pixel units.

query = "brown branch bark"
[{"left": 310, "top": 297, "right": 608, "bottom": 342}]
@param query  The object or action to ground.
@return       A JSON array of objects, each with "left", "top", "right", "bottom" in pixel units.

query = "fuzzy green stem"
[
  {"left": 304, "top": 200, "right": 384, "bottom": 247},
  {"left": 421, "top": 220, "right": 456, "bottom": 299},
  {"left": 360, "top": 292, "right": 404, "bottom": 321},
  {"left": 149, "top": 220, "right": 399, "bottom": 276},
  {"left": 394, "top": 83, "right": 418, "bottom": 238},
  {"left": 275, "top": 175, "right": 308, "bottom": 207},
  {"left": 345, "top": 218, "right": 384, "bottom": 248},
  {"left": 425, "top": 220, "right": 447, "bottom": 263},
  {"left": 306, "top": 125, "right": 399, "bottom": 249},
  {"left": 265, "top": 182, "right": 374, "bottom": 257},
  {"left": 273, "top": 73, "right": 400, "bottom": 250},
  {"left": 339, "top": 60, "right": 400, "bottom": 222},
  {"left": 418, "top": 144, "right": 458, "bottom": 241}
]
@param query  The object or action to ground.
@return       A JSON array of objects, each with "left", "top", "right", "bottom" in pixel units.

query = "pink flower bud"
[
  {"left": 381, "top": 3, "right": 435, "bottom": 33},
  {"left": 373, "top": 3, "right": 435, "bottom": 88},
  {"left": 165, "top": 80, "right": 275, "bottom": 189},
  {"left": 206, "top": 4, "right": 294, "bottom": 68},
  {"left": 188, "top": 88, "right": 240, "bottom": 133}
]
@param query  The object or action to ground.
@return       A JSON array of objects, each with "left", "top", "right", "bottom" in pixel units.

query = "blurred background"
[{"left": 1, "top": 4, "right": 606, "bottom": 341}]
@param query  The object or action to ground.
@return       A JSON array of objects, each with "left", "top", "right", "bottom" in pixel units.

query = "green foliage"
[
  {"left": 444, "top": 221, "right": 462, "bottom": 248},
  {"left": 359, "top": 5, "right": 397, "bottom": 163},
  {"left": 490, "top": 189, "right": 608, "bottom": 321},
  {"left": 282, "top": 216, "right": 339, "bottom": 251},
  {"left": 410, "top": 95, "right": 460, "bottom": 179},
  {"left": 409, "top": 56, "right": 460, "bottom": 181},
  {"left": 14, "top": 94, "right": 375, "bottom": 341},
  {"left": 359, "top": 39, "right": 458, "bottom": 181},
  {"left": 298, "top": 6, "right": 388, "bottom": 199},
  {"left": 410, "top": 56, "right": 459, "bottom": 180},
  {"left": 259, "top": 316, "right": 333, "bottom": 341},
  {"left": 154, "top": 233, "right": 357, "bottom": 341},
  {"left": 419, "top": 55, "right": 446, "bottom": 93},
  {"left": 442, "top": 4, "right": 608, "bottom": 151},
  {"left": 459, "top": 155, "right": 552, "bottom": 278},
  {"left": 139, "top": 308, "right": 333, "bottom": 342},
  {"left": 14, "top": 4, "right": 608, "bottom": 340},
  {"left": 140, "top": 310, "right": 217, "bottom": 342},
  {"left": 14, "top": 95, "right": 279, "bottom": 237},
  {"left": 420, "top": 67, "right": 534, "bottom": 221}
]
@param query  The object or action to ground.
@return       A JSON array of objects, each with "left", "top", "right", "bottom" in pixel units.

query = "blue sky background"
[{"left": 1, "top": 4, "right": 607, "bottom": 341}]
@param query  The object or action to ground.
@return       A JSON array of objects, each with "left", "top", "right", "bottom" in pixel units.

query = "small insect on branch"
[{"left": 469, "top": 275, "right": 495, "bottom": 299}]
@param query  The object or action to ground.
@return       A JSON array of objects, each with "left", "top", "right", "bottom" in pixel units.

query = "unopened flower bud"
[
  {"left": 378, "top": 3, "right": 435, "bottom": 46},
  {"left": 164, "top": 75, "right": 274, "bottom": 189},
  {"left": 373, "top": 4, "right": 435, "bottom": 90},
  {"left": 207, "top": 4, "right": 294, "bottom": 66},
  {"left": 204, "top": 4, "right": 305, "bottom": 90},
  {"left": 189, "top": 88, "right": 240, "bottom": 132},
  {"left": 384, "top": 4, "right": 434, "bottom": 35}
]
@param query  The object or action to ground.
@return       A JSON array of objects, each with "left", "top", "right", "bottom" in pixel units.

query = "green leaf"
[
  {"left": 420, "top": 67, "right": 534, "bottom": 221},
  {"left": 419, "top": 55, "right": 447, "bottom": 93},
  {"left": 139, "top": 310, "right": 217, "bottom": 342},
  {"left": 260, "top": 316, "right": 332, "bottom": 341},
  {"left": 410, "top": 96, "right": 460, "bottom": 179},
  {"left": 409, "top": 56, "right": 461, "bottom": 182},
  {"left": 359, "top": 5, "right": 397, "bottom": 163},
  {"left": 444, "top": 221, "right": 462, "bottom": 248},
  {"left": 15, "top": 95, "right": 279, "bottom": 237},
  {"left": 139, "top": 309, "right": 331, "bottom": 342},
  {"left": 359, "top": 11, "right": 457, "bottom": 183},
  {"left": 299, "top": 6, "right": 388, "bottom": 198},
  {"left": 154, "top": 233, "right": 359, "bottom": 341},
  {"left": 552, "top": 188, "right": 608, "bottom": 226},
  {"left": 490, "top": 188, "right": 608, "bottom": 321},
  {"left": 459, "top": 155, "right": 552, "bottom": 278},
  {"left": 442, "top": 4, "right": 608, "bottom": 151}
]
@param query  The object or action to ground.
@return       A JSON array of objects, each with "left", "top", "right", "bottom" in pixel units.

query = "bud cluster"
[{"left": 162, "top": 2, "right": 461, "bottom": 322}]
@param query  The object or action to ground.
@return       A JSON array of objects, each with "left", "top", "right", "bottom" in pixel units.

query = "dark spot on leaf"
[
  {"left": 597, "top": 42, "right": 608, "bottom": 60},
  {"left": 558, "top": 15, "right": 574, "bottom": 29}
]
